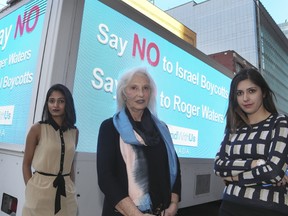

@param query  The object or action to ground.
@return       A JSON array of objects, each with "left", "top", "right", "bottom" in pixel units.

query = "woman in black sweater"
[{"left": 214, "top": 68, "right": 288, "bottom": 216}]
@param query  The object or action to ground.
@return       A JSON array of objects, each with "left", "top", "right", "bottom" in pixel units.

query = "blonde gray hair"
[{"left": 116, "top": 67, "right": 157, "bottom": 115}]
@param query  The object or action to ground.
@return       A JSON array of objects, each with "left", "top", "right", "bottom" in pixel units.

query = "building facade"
[
  {"left": 209, "top": 50, "right": 255, "bottom": 74},
  {"left": 166, "top": 0, "right": 288, "bottom": 114},
  {"left": 278, "top": 21, "right": 288, "bottom": 38}
]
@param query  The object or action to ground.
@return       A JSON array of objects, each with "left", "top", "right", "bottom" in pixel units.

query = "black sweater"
[{"left": 214, "top": 114, "right": 288, "bottom": 214}]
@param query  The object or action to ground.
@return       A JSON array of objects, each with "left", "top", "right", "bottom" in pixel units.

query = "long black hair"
[
  {"left": 226, "top": 68, "right": 277, "bottom": 133},
  {"left": 41, "top": 84, "right": 76, "bottom": 128}
]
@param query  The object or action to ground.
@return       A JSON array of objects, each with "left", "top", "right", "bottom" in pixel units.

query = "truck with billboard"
[{"left": 0, "top": 0, "right": 232, "bottom": 215}]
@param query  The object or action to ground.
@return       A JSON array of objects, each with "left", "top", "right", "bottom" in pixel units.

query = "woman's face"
[
  {"left": 124, "top": 73, "right": 151, "bottom": 117},
  {"left": 47, "top": 90, "right": 66, "bottom": 118},
  {"left": 236, "top": 79, "right": 265, "bottom": 116}
]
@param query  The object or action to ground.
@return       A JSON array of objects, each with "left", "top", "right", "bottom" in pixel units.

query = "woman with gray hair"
[{"left": 97, "top": 67, "right": 181, "bottom": 216}]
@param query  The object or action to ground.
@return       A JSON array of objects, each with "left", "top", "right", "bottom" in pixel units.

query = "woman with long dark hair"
[
  {"left": 22, "top": 84, "right": 79, "bottom": 216},
  {"left": 214, "top": 68, "right": 288, "bottom": 216}
]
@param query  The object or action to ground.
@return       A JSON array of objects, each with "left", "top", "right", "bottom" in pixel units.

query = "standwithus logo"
[{"left": 0, "top": 105, "right": 14, "bottom": 125}]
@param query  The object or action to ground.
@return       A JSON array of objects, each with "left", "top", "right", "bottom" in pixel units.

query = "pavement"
[{"left": 177, "top": 200, "right": 221, "bottom": 216}]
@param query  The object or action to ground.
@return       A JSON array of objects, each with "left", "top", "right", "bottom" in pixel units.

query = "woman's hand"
[
  {"left": 222, "top": 175, "right": 238, "bottom": 182},
  {"left": 161, "top": 202, "right": 178, "bottom": 216},
  {"left": 284, "top": 175, "right": 288, "bottom": 184},
  {"left": 277, "top": 175, "right": 288, "bottom": 186},
  {"left": 251, "top": 159, "right": 266, "bottom": 169}
]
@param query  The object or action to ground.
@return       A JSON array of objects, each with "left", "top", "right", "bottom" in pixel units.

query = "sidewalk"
[{"left": 177, "top": 200, "right": 221, "bottom": 216}]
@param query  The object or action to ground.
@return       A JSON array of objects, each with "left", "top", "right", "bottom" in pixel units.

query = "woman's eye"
[
  {"left": 131, "top": 86, "right": 137, "bottom": 90},
  {"left": 248, "top": 89, "right": 256, "bottom": 93},
  {"left": 144, "top": 86, "right": 150, "bottom": 90},
  {"left": 236, "top": 91, "right": 242, "bottom": 96}
]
